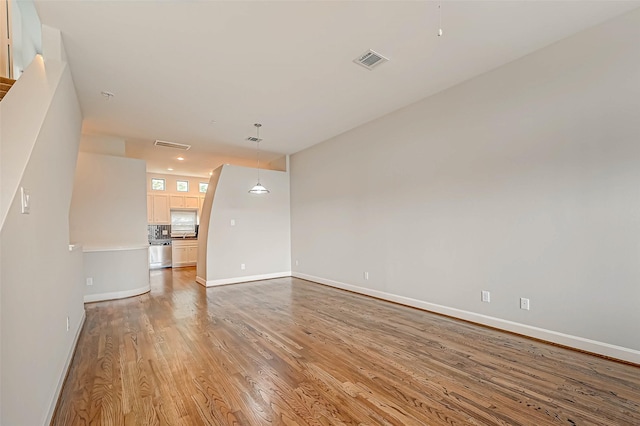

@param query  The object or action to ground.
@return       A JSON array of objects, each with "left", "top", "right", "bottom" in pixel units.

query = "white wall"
[
  {"left": 198, "top": 165, "right": 291, "bottom": 286},
  {"left": 291, "top": 9, "right": 640, "bottom": 363},
  {"left": 0, "top": 55, "right": 63, "bottom": 228},
  {"left": 79, "top": 133, "right": 126, "bottom": 157},
  {"left": 70, "top": 152, "right": 148, "bottom": 247},
  {"left": 82, "top": 248, "right": 150, "bottom": 303},
  {"left": 70, "top": 152, "right": 149, "bottom": 302},
  {"left": 0, "top": 53, "right": 84, "bottom": 425}
]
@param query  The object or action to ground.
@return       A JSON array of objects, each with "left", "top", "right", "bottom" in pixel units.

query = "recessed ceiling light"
[
  {"left": 168, "top": 168, "right": 174, "bottom": 171},
  {"left": 100, "top": 91, "right": 114, "bottom": 100},
  {"left": 209, "top": 171, "right": 213, "bottom": 176},
  {"left": 177, "top": 157, "right": 184, "bottom": 161}
]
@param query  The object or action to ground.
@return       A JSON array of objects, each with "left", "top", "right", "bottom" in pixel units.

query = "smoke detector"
[{"left": 353, "top": 50, "right": 389, "bottom": 70}]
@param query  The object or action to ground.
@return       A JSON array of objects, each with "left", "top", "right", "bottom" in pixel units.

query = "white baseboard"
[
  {"left": 292, "top": 272, "right": 640, "bottom": 365},
  {"left": 84, "top": 285, "right": 150, "bottom": 303},
  {"left": 201, "top": 271, "right": 292, "bottom": 287},
  {"left": 45, "top": 310, "right": 86, "bottom": 425}
]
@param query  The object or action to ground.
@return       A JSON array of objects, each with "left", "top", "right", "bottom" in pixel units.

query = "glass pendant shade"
[{"left": 249, "top": 182, "right": 270, "bottom": 194}]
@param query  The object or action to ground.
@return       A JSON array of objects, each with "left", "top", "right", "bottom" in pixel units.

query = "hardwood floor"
[{"left": 52, "top": 268, "right": 640, "bottom": 425}]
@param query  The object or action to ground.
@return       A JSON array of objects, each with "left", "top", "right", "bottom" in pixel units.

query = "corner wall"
[
  {"left": 198, "top": 165, "right": 291, "bottom": 286},
  {"left": 0, "top": 55, "right": 84, "bottom": 425},
  {"left": 290, "top": 9, "right": 640, "bottom": 363},
  {"left": 196, "top": 166, "right": 222, "bottom": 282},
  {"left": 69, "top": 152, "right": 149, "bottom": 302}
]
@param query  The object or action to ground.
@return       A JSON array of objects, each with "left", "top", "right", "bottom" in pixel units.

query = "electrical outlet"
[
  {"left": 481, "top": 291, "right": 490, "bottom": 303},
  {"left": 86, "top": 277, "right": 93, "bottom": 286},
  {"left": 240, "top": 263, "right": 245, "bottom": 270},
  {"left": 231, "top": 219, "right": 236, "bottom": 226},
  {"left": 364, "top": 272, "right": 369, "bottom": 280},
  {"left": 520, "top": 297, "right": 530, "bottom": 310},
  {"left": 295, "top": 260, "right": 299, "bottom": 266},
  {"left": 162, "top": 229, "right": 168, "bottom": 235}
]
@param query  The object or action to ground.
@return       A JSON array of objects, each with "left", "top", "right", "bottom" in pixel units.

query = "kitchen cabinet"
[
  {"left": 169, "top": 195, "right": 199, "bottom": 209},
  {"left": 149, "top": 194, "right": 170, "bottom": 224},
  {"left": 185, "top": 196, "right": 199, "bottom": 209},
  {"left": 172, "top": 239, "right": 197, "bottom": 267},
  {"left": 170, "top": 195, "right": 185, "bottom": 208},
  {"left": 147, "top": 195, "right": 153, "bottom": 223},
  {"left": 188, "top": 246, "right": 198, "bottom": 263}
]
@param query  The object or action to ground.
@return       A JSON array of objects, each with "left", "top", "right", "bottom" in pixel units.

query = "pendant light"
[
  {"left": 249, "top": 123, "right": 270, "bottom": 194},
  {"left": 437, "top": 0, "right": 444, "bottom": 37}
]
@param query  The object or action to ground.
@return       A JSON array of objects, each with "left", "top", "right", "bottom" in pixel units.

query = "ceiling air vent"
[
  {"left": 246, "top": 136, "right": 262, "bottom": 143},
  {"left": 353, "top": 49, "right": 389, "bottom": 70},
  {"left": 154, "top": 140, "right": 191, "bottom": 150}
]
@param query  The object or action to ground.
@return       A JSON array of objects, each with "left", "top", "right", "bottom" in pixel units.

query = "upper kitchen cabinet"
[
  {"left": 185, "top": 196, "right": 199, "bottom": 209},
  {"left": 147, "top": 173, "right": 208, "bottom": 224},
  {"left": 170, "top": 195, "right": 185, "bottom": 208},
  {"left": 150, "top": 194, "right": 170, "bottom": 224},
  {"left": 147, "top": 195, "right": 153, "bottom": 223},
  {"left": 169, "top": 195, "right": 199, "bottom": 209}
]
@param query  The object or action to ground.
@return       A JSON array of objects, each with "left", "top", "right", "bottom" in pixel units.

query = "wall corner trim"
[
  {"left": 291, "top": 272, "right": 640, "bottom": 365},
  {"left": 203, "top": 272, "right": 292, "bottom": 287}
]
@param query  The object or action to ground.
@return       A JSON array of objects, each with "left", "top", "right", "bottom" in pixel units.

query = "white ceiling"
[{"left": 35, "top": 1, "right": 640, "bottom": 176}]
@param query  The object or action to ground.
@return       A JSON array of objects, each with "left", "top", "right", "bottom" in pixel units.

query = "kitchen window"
[
  {"left": 199, "top": 182, "right": 208, "bottom": 193},
  {"left": 151, "top": 178, "right": 165, "bottom": 191},
  {"left": 176, "top": 180, "right": 189, "bottom": 192},
  {"left": 170, "top": 210, "right": 197, "bottom": 237}
]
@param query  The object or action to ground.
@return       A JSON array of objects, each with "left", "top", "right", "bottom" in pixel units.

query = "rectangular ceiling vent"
[
  {"left": 353, "top": 49, "right": 389, "bottom": 70},
  {"left": 154, "top": 140, "right": 191, "bottom": 150},
  {"left": 246, "top": 136, "right": 263, "bottom": 143}
]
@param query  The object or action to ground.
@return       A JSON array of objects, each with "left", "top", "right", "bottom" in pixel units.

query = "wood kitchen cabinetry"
[
  {"left": 170, "top": 195, "right": 199, "bottom": 209},
  {"left": 149, "top": 194, "right": 170, "bottom": 224},
  {"left": 172, "top": 239, "right": 198, "bottom": 267},
  {"left": 149, "top": 194, "right": 200, "bottom": 224}
]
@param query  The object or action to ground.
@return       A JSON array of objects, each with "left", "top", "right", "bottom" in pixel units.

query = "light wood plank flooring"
[{"left": 52, "top": 267, "right": 640, "bottom": 425}]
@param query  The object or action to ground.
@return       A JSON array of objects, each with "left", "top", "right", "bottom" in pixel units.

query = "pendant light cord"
[
  {"left": 438, "top": 1, "right": 443, "bottom": 37},
  {"left": 255, "top": 123, "right": 262, "bottom": 183}
]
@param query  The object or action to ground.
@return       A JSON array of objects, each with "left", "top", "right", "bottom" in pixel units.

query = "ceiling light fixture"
[
  {"left": 177, "top": 157, "right": 184, "bottom": 161},
  {"left": 167, "top": 168, "right": 173, "bottom": 171},
  {"left": 248, "top": 123, "right": 269, "bottom": 195},
  {"left": 100, "top": 90, "right": 114, "bottom": 100}
]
